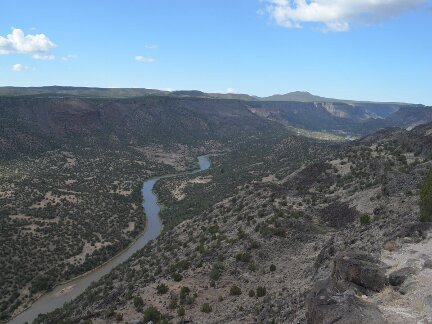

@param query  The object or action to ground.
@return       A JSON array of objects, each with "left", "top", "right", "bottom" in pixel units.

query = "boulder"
[
  {"left": 332, "top": 252, "right": 387, "bottom": 292},
  {"left": 423, "top": 259, "right": 432, "bottom": 269},
  {"left": 306, "top": 279, "right": 387, "bottom": 324},
  {"left": 388, "top": 267, "right": 417, "bottom": 287},
  {"left": 424, "top": 295, "right": 432, "bottom": 322},
  {"left": 398, "top": 277, "right": 415, "bottom": 295}
]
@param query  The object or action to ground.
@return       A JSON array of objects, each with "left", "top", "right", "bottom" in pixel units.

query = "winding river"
[{"left": 10, "top": 155, "right": 211, "bottom": 324}]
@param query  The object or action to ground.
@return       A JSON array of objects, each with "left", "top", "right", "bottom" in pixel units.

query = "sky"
[{"left": 0, "top": 0, "right": 431, "bottom": 104}]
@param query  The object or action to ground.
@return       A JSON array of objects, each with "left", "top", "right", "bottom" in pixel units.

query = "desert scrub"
[
  {"left": 236, "top": 252, "right": 252, "bottom": 262},
  {"left": 230, "top": 285, "right": 242, "bottom": 296},
  {"left": 201, "top": 303, "right": 213, "bottom": 313},
  {"left": 360, "top": 213, "right": 371, "bottom": 225},
  {"left": 156, "top": 283, "right": 169, "bottom": 294},
  {"left": 256, "top": 286, "right": 267, "bottom": 297},
  {"left": 143, "top": 305, "right": 161, "bottom": 322},
  {"left": 420, "top": 168, "right": 432, "bottom": 222},
  {"left": 133, "top": 296, "right": 144, "bottom": 311},
  {"left": 384, "top": 241, "right": 396, "bottom": 252}
]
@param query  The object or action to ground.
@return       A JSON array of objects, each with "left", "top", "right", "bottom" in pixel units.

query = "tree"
[
  {"left": 420, "top": 168, "right": 432, "bottom": 222},
  {"left": 143, "top": 305, "right": 161, "bottom": 322},
  {"left": 230, "top": 285, "right": 242, "bottom": 296},
  {"left": 256, "top": 286, "right": 266, "bottom": 297}
]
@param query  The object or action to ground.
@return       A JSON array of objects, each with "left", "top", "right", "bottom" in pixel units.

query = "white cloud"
[
  {"left": 226, "top": 88, "right": 236, "bottom": 94},
  {"left": 12, "top": 63, "right": 24, "bottom": 72},
  {"left": 135, "top": 55, "right": 155, "bottom": 63},
  {"left": 61, "top": 54, "right": 78, "bottom": 61},
  {"left": 0, "top": 28, "right": 56, "bottom": 58},
  {"left": 145, "top": 44, "right": 158, "bottom": 49},
  {"left": 32, "top": 53, "right": 55, "bottom": 60},
  {"left": 264, "top": 0, "right": 425, "bottom": 32}
]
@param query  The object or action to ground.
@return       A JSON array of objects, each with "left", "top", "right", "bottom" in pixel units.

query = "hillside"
[
  {"left": 34, "top": 122, "right": 432, "bottom": 323},
  {"left": 2, "top": 93, "right": 432, "bottom": 323},
  {"left": 250, "top": 101, "right": 431, "bottom": 136},
  {"left": 3, "top": 87, "right": 430, "bottom": 139},
  {"left": 0, "top": 96, "right": 279, "bottom": 158},
  {"left": 0, "top": 95, "right": 291, "bottom": 321}
]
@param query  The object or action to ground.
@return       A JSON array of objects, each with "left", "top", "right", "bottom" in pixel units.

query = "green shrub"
[
  {"left": 270, "top": 264, "right": 276, "bottom": 272},
  {"left": 209, "top": 262, "right": 224, "bottom": 281},
  {"left": 256, "top": 286, "right": 266, "bottom": 297},
  {"left": 171, "top": 272, "right": 183, "bottom": 282},
  {"left": 229, "top": 285, "right": 242, "bottom": 296},
  {"left": 143, "top": 305, "right": 161, "bottom": 322},
  {"left": 235, "top": 253, "right": 251, "bottom": 262},
  {"left": 156, "top": 283, "right": 169, "bottom": 294},
  {"left": 177, "top": 307, "right": 185, "bottom": 317},
  {"left": 115, "top": 312, "right": 123, "bottom": 321},
  {"left": 201, "top": 303, "right": 213, "bottom": 313},
  {"left": 133, "top": 296, "right": 144, "bottom": 310},
  {"left": 420, "top": 168, "right": 432, "bottom": 222},
  {"left": 359, "top": 213, "right": 371, "bottom": 225},
  {"left": 248, "top": 289, "right": 255, "bottom": 297}
]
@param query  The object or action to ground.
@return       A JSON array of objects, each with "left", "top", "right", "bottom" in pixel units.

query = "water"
[{"left": 10, "top": 155, "right": 211, "bottom": 324}]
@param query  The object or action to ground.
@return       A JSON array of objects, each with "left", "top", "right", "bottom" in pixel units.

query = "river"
[{"left": 10, "top": 155, "right": 211, "bottom": 324}]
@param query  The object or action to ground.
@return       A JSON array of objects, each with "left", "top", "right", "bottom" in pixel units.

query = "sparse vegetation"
[
  {"left": 360, "top": 213, "right": 371, "bottom": 225},
  {"left": 5, "top": 93, "right": 432, "bottom": 324},
  {"left": 156, "top": 283, "right": 169, "bottom": 294},
  {"left": 256, "top": 286, "right": 267, "bottom": 297},
  {"left": 420, "top": 168, "right": 432, "bottom": 222},
  {"left": 229, "top": 286, "right": 242, "bottom": 296},
  {"left": 143, "top": 305, "right": 161, "bottom": 322},
  {"left": 201, "top": 303, "right": 213, "bottom": 313}
]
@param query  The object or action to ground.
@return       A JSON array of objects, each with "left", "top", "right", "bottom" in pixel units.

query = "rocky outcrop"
[
  {"left": 332, "top": 252, "right": 387, "bottom": 293},
  {"left": 306, "top": 279, "right": 387, "bottom": 324},
  {"left": 306, "top": 252, "right": 387, "bottom": 324},
  {"left": 388, "top": 267, "right": 417, "bottom": 287}
]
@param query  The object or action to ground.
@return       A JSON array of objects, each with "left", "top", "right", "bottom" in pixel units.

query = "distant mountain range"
[
  {"left": 1, "top": 86, "right": 429, "bottom": 137},
  {"left": 0, "top": 86, "right": 412, "bottom": 105}
]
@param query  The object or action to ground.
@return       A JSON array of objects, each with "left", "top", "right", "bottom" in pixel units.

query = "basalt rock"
[
  {"left": 332, "top": 252, "right": 387, "bottom": 293},
  {"left": 306, "top": 279, "right": 387, "bottom": 324},
  {"left": 388, "top": 267, "right": 417, "bottom": 287},
  {"left": 306, "top": 251, "right": 388, "bottom": 323}
]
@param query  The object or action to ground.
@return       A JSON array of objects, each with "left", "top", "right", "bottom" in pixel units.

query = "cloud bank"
[
  {"left": 264, "top": 0, "right": 425, "bottom": 31},
  {"left": 0, "top": 28, "right": 56, "bottom": 59}
]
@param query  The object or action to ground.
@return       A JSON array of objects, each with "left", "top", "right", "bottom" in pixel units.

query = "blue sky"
[{"left": 0, "top": 0, "right": 431, "bottom": 104}]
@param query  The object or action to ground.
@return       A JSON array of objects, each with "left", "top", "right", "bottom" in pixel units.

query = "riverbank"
[{"left": 9, "top": 155, "right": 211, "bottom": 324}]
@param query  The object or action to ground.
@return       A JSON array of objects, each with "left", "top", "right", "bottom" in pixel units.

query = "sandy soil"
[
  {"left": 133, "top": 144, "right": 194, "bottom": 171},
  {"left": 329, "top": 158, "right": 352, "bottom": 176},
  {"left": 66, "top": 241, "right": 112, "bottom": 265},
  {"left": 372, "top": 234, "right": 432, "bottom": 323},
  {"left": 171, "top": 176, "right": 213, "bottom": 201},
  {"left": 262, "top": 174, "right": 277, "bottom": 183}
]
